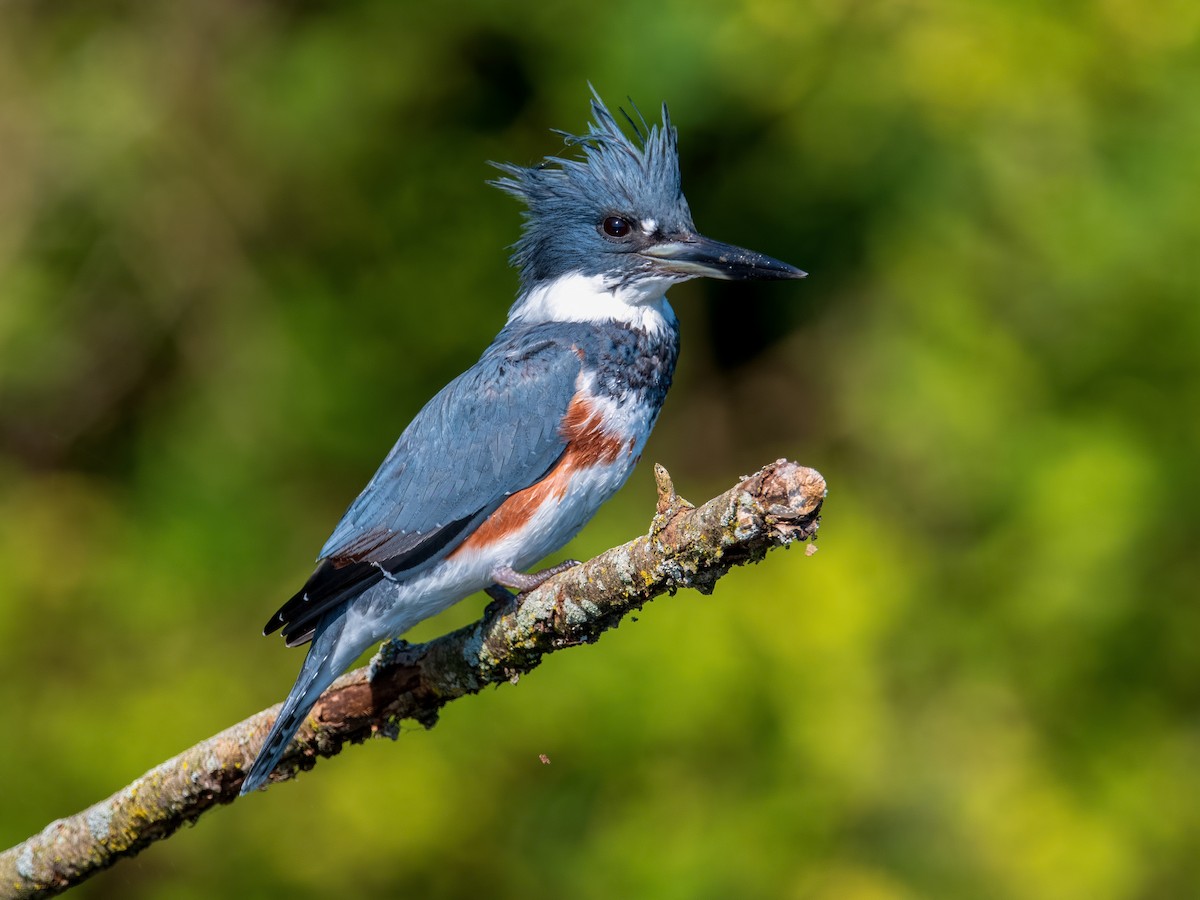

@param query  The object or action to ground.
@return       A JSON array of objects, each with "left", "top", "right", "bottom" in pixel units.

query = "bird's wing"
[{"left": 265, "top": 333, "right": 583, "bottom": 644}]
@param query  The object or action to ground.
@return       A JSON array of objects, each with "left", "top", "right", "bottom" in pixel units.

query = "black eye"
[{"left": 601, "top": 215, "right": 632, "bottom": 238}]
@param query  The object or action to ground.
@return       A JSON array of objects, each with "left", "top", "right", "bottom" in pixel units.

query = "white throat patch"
[{"left": 509, "top": 272, "right": 678, "bottom": 336}]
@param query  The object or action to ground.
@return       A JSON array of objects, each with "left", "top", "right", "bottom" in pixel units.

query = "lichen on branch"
[{"left": 0, "top": 460, "right": 824, "bottom": 900}]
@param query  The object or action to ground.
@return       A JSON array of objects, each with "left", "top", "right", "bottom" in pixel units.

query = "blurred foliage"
[{"left": 1, "top": 0, "right": 1198, "bottom": 897}]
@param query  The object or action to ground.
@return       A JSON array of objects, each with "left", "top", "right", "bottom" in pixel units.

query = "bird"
[{"left": 239, "top": 89, "right": 806, "bottom": 795}]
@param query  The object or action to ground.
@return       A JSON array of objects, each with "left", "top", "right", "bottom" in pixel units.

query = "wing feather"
[{"left": 264, "top": 329, "right": 583, "bottom": 642}]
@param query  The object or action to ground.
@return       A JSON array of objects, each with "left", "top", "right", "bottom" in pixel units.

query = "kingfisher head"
[{"left": 491, "top": 90, "right": 805, "bottom": 326}]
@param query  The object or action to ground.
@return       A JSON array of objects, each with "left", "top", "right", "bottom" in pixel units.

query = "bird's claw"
[{"left": 490, "top": 560, "right": 581, "bottom": 595}]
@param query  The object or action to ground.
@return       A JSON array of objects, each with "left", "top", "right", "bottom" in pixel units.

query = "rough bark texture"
[{"left": 0, "top": 460, "right": 825, "bottom": 899}]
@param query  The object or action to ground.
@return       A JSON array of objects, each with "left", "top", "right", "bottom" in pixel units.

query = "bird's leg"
[
  {"left": 490, "top": 560, "right": 581, "bottom": 594},
  {"left": 485, "top": 583, "right": 515, "bottom": 603},
  {"left": 483, "top": 583, "right": 516, "bottom": 618}
]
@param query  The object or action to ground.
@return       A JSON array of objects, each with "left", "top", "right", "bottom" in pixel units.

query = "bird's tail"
[{"left": 240, "top": 614, "right": 350, "bottom": 795}]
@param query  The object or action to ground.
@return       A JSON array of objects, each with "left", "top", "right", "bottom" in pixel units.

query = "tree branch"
[{"left": 0, "top": 460, "right": 825, "bottom": 899}]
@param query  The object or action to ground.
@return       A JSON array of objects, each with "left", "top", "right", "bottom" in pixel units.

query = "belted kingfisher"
[{"left": 240, "top": 90, "right": 806, "bottom": 794}]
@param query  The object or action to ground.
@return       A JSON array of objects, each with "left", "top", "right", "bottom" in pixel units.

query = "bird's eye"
[{"left": 601, "top": 216, "right": 633, "bottom": 238}]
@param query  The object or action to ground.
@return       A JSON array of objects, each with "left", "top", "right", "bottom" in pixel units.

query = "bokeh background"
[{"left": 2, "top": 1, "right": 1198, "bottom": 897}]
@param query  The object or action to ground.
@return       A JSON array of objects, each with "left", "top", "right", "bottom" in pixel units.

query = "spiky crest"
[{"left": 489, "top": 89, "right": 693, "bottom": 287}]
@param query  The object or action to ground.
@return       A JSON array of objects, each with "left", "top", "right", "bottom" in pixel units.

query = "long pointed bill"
[{"left": 640, "top": 234, "right": 807, "bottom": 281}]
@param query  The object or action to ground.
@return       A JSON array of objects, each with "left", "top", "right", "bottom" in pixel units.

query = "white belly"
[{"left": 340, "top": 453, "right": 638, "bottom": 650}]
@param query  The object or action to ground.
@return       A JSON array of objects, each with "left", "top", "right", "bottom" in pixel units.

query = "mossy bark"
[{"left": 0, "top": 459, "right": 824, "bottom": 899}]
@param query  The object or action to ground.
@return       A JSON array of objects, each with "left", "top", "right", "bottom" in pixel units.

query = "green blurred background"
[{"left": 2, "top": 1, "right": 1198, "bottom": 897}]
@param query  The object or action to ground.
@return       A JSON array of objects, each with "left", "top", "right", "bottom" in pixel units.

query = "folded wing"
[{"left": 266, "top": 333, "right": 583, "bottom": 645}]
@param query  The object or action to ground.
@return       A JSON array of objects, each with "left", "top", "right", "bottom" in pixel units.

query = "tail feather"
[{"left": 240, "top": 616, "right": 348, "bottom": 795}]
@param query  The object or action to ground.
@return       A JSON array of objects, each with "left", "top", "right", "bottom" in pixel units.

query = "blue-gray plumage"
[{"left": 240, "top": 89, "right": 806, "bottom": 795}]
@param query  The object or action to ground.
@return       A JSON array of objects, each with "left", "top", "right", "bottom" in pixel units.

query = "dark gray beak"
[{"left": 641, "top": 234, "right": 807, "bottom": 281}]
